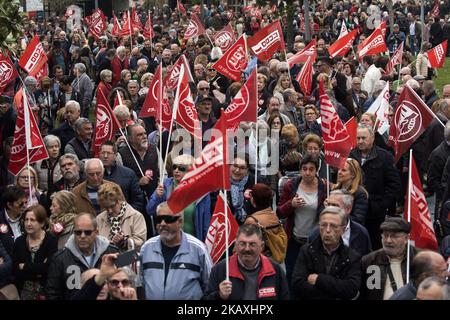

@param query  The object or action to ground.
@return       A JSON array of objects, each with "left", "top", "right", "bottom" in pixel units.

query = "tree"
[{"left": 0, "top": 0, "right": 26, "bottom": 53}]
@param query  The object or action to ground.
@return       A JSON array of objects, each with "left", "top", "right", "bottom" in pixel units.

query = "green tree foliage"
[{"left": 0, "top": 0, "right": 26, "bottom": 53}]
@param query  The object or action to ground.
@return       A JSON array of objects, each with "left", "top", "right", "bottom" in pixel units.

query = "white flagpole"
[
  {"left": 223, "top": 191, "right": 230, "bottom": 281},
  {"left": 254, "top": 121, "right": 258, "bottom": 185},
  {"left": 406, "top": 149, "right": 413, "bottom": 284},
  {"left": 23, "top": 90, "right": 33, "bottom": 203},
  {"left": 326, "top": 163, "right": 330, "bottom": 198},
  {"left": 158, "top": 66, "right": 164, "bottom": 182},
  {"left": 119, "top": 127, "right": 145, "bottom": 177}
]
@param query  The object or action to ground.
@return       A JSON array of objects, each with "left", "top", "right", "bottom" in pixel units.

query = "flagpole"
[
  {"left": 158, "top": 65, "right": 164, "bottom": 182},
  {"left": 23, "top": 89, "right": 33, "bottom": 204},
  {"left": 119, "top": 127, "right": 145, "bottom": 177},
  {"left": 220, "top": 110, "right": 230, "bottom": 281},
  {"left": 326, "top": 163, "right": 330, "bottom": 198},
  {"left": 406, "top": 148, "right": 413, "bottom": 284}
]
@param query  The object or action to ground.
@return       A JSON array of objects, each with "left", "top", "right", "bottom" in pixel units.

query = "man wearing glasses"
[
  {"left": 139, "top": 201, "right": 212, "bottom": 300},
  {"left": 46, "top": 213, "right": 119, "bottom": 300}
]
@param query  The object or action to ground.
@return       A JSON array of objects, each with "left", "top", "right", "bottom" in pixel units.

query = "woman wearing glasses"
[
  {"left": 15, "top": 166, "right": 47, "bottom": 209},
  {"left": 147, "top": 155, "right": 211, "bottom": 241}
]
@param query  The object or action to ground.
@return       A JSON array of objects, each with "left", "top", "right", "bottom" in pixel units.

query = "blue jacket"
[{"left": 146, "top": 177, "right": 211, "bottom": 241}]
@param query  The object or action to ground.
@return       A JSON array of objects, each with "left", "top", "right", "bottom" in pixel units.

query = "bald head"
[{"left": 411, "top": 251, "right": 448, "bottom": 285}]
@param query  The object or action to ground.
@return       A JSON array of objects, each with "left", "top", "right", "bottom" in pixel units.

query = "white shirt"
[
  {"left": 409, "top": 22, "right": 415, "bottom": 36},
  {"left": 342, "top": 220, "right": 351, "bottom": 247},
  {"left": 361, "top": 64, "right": 382, "bottom": 97},
  {"left": 383, "top": 258, "right": 404, "bottom": 300},
  {"left": 5, "top": 210, "right": 22, "bottom": 240}
]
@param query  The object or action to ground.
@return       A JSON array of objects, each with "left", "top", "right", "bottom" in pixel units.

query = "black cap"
[
  {"left": 380, "top": 217, "right": 411, "bottom": 234},
  {"left": 196, "top": 95, "right": 213, "bottom": 104},
  {"left": 0, "top": 95, "right": 12, "bottom": 104}
]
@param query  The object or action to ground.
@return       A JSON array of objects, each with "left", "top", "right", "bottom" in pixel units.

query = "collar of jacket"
[
  {"left": 308, "top": 236, "right": 351, "bottom": 266},
  {"left": 354, "top": 145, "right": 378, "bottom": 163},
  {"left": 228, "top": 253, "right": 276, "bottom": 286},
  {"left": 65, "top": 234, "right": 111, "bottom": 268},
  {"left": 152, "top": 231, "right": 191, "bottom": 256},
  {"left": 77, "top": 181, "right": 95, "bottom": 206}
]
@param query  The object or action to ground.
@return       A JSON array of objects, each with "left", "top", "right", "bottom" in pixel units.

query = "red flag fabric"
[
  {"left": 213, "top": 23, "right": 236, "bottom": 53},
  {"left": 85, "top": 9, "right": 107, "bottom": 40},
  {"left": 224, "top": 68, "right": 257, "bottom": 128},
  {"left": 319, "top": 80, "right": 352, "bottom": 169},
  {"left": 131, "top": 6, "right": 142, "bottom": 29},
  {"left": 192, "top": 5, "right": 201, "bottom": 14},
  {"left": 167, "top": 114, "right": 231, "bottom": 213},
  {"left": 93, "top": 88, "right": 121, "bottom": 157},
  {"left": 184, "top": 13, "right": 206, "bottom": 41},
  {"left": 173, "top": 64, "right": 201, "bottom": 139},
  {"left": 386, "top": 42, "right": 404, "bottom": 73},
  {"left": 18, "top": 35, "right": 48, "bottom": 76},
  {"left": 143, "top": 12, "right": 154, "bottom": 39},
  {"left": 344, "top": 117, "right": 357, "bottom": 149},
  {"left": 111, "top": 14, "right": 122, "bottom": 37},
  {"left": 212, "top": 34, "right": 248, "bottom": 82},
  {"left": 328, "top": 29, "right": 359, "bottom": 58},
  {"left": 388, "top": 84, "right": 436, "bottom": 161},
  {"left": 34, "top": 63, "right": 49, "bottom": 82},
  {"left": 357, "top": 27, "right": 387, "bottom": 59},
  {"left": 430, "top": 1, "right": 440, "bottom": 17},
  {"left": 140, "top": 65, "right": 161, "bottom": 118},
  {"left": 405, "top": 156, "right": 438, "bottom": 250},
  {"left": 120, "top": 11, "right": 133, "bottom": 38},
  {"left": 8, "top": 91, "right": 48, "bottom": 175},
  {"left": 163, "top": 54, "right": 194, "bottom": 90},
  {"left": 177, "top": 0, "right": 187, "bottom": 16},
  {"left": 247, "top": 20, "right": 285, "bottom": 61},
  {"left": 288, "top": 39, "right": 316, "bottom": 67},
  {"left": 427, "top": 40, "right": 447, "bottom": 68},
  {"left": 379, "top": 20, "right": 387, "bottom": 39},
  {"left": 295, "top": 56, "right": 313, "bottom": 96},
  {"left": 339, "top": 22, "right": 348, "bottom": 38},
  {"left": 205, "top": 192, "right": 239, "bottom": 264},
  {"left": 0, "top": 53, "right": 18, "bottom": 95}
]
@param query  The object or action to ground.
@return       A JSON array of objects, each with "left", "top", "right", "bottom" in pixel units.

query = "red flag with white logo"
[
  {"left": 140, "top": 64, "right": 161, "bottom": 118},
  {"left": 328, "top": 29, "right": 359, "bottom": 58},
  {"left": 296, "top": 56, "right": 313, "bottom": 96},
  {"left": 184, "top": 13, "right": 206, "bottom": 41},
  {"left": 430, "top": 1, "right": 440, "bottom": 18},
  {"left": 163, "top": 54, "right": 194, "bottom": 90},
  {"left": 120, "top": 11, "right": 133, "bottom": 38},
  {"left": 205, "top": 192, "right": 239, "bottom": 264},
  {"left": 111, "top": 14, "right": 122, "bottom": 37},
  {"left": 214, "top": 23, "right": 236, "bottom": 53},
  {"left": 405, "top": 155, "right": 438, "bottom": 250},
  {"left": 18, "top": 35, "right": 48, "bottom": 76},
  {"left": 247, "top": 20, "right": 285, "bottom": 61},
  {"left": 34, "top": 63, "right": 49, "bottom": 82},
  {"left": 0, "top": 53, "right": 18, "bottom": 95},
  {"left": 85, "top": 9, "right": 107, "bottom": 40},
  {"left": 224, "top": 68, "right": 257, "bottom": 129},
  {"left": 339, "top": 22, "right": 348, "bottom": 38},
  {"left": 288, "top": 39, "right": 316, "bottom": 67},
  {"left": 131, "top": 6, "right": 142, "bottom": 29},
  {"left": 212, "top": 34, "right": 248, "bottom": 82},
  {"left": 357, "top": 27, "right": 387, "bottom": 59},
  {"left": 143, "top": 12, "right": 154, "bottom": 39},
  {"left": 345, "top": 117, "right": 357, "bottom": 149},
  {"left": 177, "top": 0, "right": 187, "bottom": 16},
  {"left": 8, "top": 90, "right": 48, "bottom": 176},
  {"left": 427, "top": 40, "right": 447, "bottom": 68},
  {"left": 388, "top": 84, "right": 436, "bottom": 161},
  {"left": 366, "top": 81, "right": 391, "bottom": 135},
  {"left": 319, "top": 80, "right": 352, "bottom": 169},
  {"left": 386, "top": 42, "right": 404, "bottom": 74},
  {"left": 93, "top": 88, "right": 121, "bottom": 157}
]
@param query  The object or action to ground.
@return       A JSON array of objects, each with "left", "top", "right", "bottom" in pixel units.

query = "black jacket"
[
  {"left": 424, "top": 113, "right": 447, "bottom": 160},
  {"left": 350, "top": 187, "right": 369, "bottom": 226},
  {"left": 427, "top": 141, "right": 450, "bottom": 200},
  {"left": 65, "top": 137, "right": 92, "bottom": 161},
  {"left": 13, "top": 232, "right": 58, "bottom": 294},
  {"left": 50, "top": 121, "right": 75, "bottom": 152},
  {"left": 349, "top": 146, "right": 401, "bottom": 219},
  {"left": 0, "top": 107, "right": 17, "bottom": 153},
  {"left": 0, "top": 240, "right": 13, "bottom": 288},
  {"left": 292, "top": 237, "right": 362, "bottom": 300},
  {"left": 0, "top": 209, "right": 24, "bottom": 258}
]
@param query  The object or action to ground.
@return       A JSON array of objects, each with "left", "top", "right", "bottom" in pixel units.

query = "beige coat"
[
  {"left": 96, "top": 203, "right": 147, "bottom": 251},
  {"left": 416, "top": 53, "right": 429, "bottom": 78},
  {"left": 72, "top": 180, "right": 121, "bottom": 216}
]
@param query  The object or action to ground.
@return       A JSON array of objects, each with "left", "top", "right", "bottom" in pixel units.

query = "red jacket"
[{"left": 111, "top": 56, "right": 130, "bottom": 86}]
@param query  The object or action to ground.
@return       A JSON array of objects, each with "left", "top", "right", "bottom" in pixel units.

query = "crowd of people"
[{"left": 0, "top": 0, "right": 450, "bottom": 300}]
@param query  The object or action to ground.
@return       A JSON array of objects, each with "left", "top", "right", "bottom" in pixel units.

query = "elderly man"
[
  {"left": 442, "top": 84, "right": 450, "bottom": 99},
  {"left": 139, "top": 202, "right": 212, "bottom": 300},
  {"left": 45, "top": 213, "right": 119, "bottom": 300},
  {"left": 71, "top": 63, "right": 93, "bottom": 118},
  {"left": 65, "top": 118, "right": 93, "bottom": 161},
  {"left": 49, "top": 154, "right": 82, "bottom": 200},
  {"left": 195, "top": 95, "right": 216, "bottom": 146},
  {"left": 205, "top": 224, "right": 289, "bottom": 300},
  {"left": 416, "top": 277, "right": 448, "bottom": 300},
  {"left": 194, "top": 64, "right": 206, "bottom": 82},
  {"left": 161, "top": 48, "right": 172, "bottom": 68},
  {"left": 258, "top": 96, "right": 291, "bottom": 125},
  {"left": 112, "top": 46, "right": 130, "bottom": 86},
  {"left": 292, "top": 206, "right": 361, "bottom": 300},
  {"left": 361, "top": 217, "right": 417, "bottom": 300},
  {"left": 50, "top": 100, "right": 80, "bottom": 151},
  {"left": 348, "top": 77, "right": 368, "bottom": 118},
  {"left": 349, "top": 125, "right": 401, "bottom": 249}
]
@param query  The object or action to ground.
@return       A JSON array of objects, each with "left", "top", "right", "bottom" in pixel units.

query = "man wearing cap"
[
  {"left": 361, "top": 217, "right": 418, "bottom": 300},
  {"left": 139, "top": 202, "right": 212, "bottom": 300},
  {"left": 0, "top": 95, "right": 16, "bottom": 156}
]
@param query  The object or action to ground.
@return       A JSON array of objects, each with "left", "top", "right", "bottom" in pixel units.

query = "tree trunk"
[
  {"left": 304, "top": 0, "right": 311, "bottom": 42},
  {"left": 286, "top": 0, "right": 294, "bottom": 51}
]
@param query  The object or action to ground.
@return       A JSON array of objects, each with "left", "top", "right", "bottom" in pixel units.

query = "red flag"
[
  {"left": 288, "top": 39, "right": 316, "bottom": 67},
  {"left": 85, "top": 9, "right": 107, "bottom": 40},
  {"left": 167, "top": 114, "right": 231, "bottom": 213},
  {"left": 184, "top": 13, "right": 206, "bottom": 41},
  {"left": 18, "top": 35, "right": 48, "bottom": 76},
  {"left": 224, "top": 68, "right": 257, "bottom": 128},
  {"left": 357, "top": 27, "right": 387, "bottom": 59},
  {"left": 163, "top": 54, "right": 194, "bottom": 90},
  {"left": 339, "top": 22, "right": 348, "bottom": 38},
  {"left": 205, "top": 192, "right": 239, "bottom": 264},
  {"left": 405, "top": 156, "right": 438, "bottom": 250},
  {"left": 328, "top": 29, "right": 359, "bottom": 58},
  {"left": 177, "top": 0, "right": 187, "bottom": 16},
  {"left": 0, "top": 53, "right": 18, "bottom": 95},
  {"left": 143, "top": 12, "right": 154, "bottom": 39},
  {"left": 345, "top": 117, "right": 357, "bottom": 149},
  {"left": 8, "top": 91, "right": 48, "bottom": 175},
  {"left": 386, "top": 42, "right": 404, "bottom": 73},
  {"left": 131, "top": 6, "right": 142, "bottom": 29},
  {"left": 247, "top": 20, "right": 285, "bottom": 61},
  {"left": 427, "top": 40, "right": 447, "bottom": 68},
  {"left": 111, "top": 14, "right": 122, "bottom": 37},
  {"left": 388, "top": 84, "right": 436, "bottom": 161},
  {"left": 120, "top": 11, "right": 133, "bottom": 38},
  {"left": 93, "top": 88, "right": 121, "bottom": 157},
  {"left": 140, "top": 65, "right": 161, "bottom": 118},
  {"left": 192, "top": 5, "right": 201, "bottom": 14},
  {"left": 430, "top": 1, "right": 440, "bottom": 17},
  {"left": 295, "top": 56, "right": 313, "bottom": 96},
  {"left": 319, "top": 80, "right": 352, "bottom": 169},
  {"left": 379, "top": 20, "right": 387, "bottom": 39},
  {"left": 173, "top": 64, "right": 201, "bottom": 139},
  {"left": 212, "top": 34, "right": 248, "bottom": 82},
  {"left": 213, "top": 23, "right": 236, "bottom": 53}
]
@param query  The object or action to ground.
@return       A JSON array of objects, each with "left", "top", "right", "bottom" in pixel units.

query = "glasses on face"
[
  {"left": 15, "top": 200, "right": 27, "bottom": 207},
  {"left": 109, "top": 279, "right": 131, "bottom": 287},
  {"left": 154, "top": 215, "right": 180, "bottom": 224},
  {"left": 172, "top": 164, "right": 189, "bottom": 172},
  {"left": 74, "top": 229, "right": 95, "bottom": 236},
  {"left": 237, "top": 241, "right": 258, "bottom": 249},
  {"left": 319, "top": 223, "right": 343, "bottom": 230},
  {"left": 305, "top": 112, "right": 316, "bottom": 116}
]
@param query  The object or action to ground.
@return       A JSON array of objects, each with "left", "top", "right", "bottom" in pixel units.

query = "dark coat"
[
  {"left": 350, "top": 187, "right": 369, "bottom": 226},
  {"left": 50, "top": 121, "right": 75, "bottom": 152},
  {"left": 65, "top": 137, "right": 92, "bottom": 161},
  {"left": 0, "top": 107, "right": 17, "bottom": 152},
  {"left": 425, "top": 90, "right": 439, "bottom": 109},
  {"left": 0, "top": 240, "right": 13, "bottom": 288},
  {"left": 292, "top": 237, "right": 362, "bottom": 300},
  {"left": 0, "top": 209, "right": 24, "bottom": 258},
  {"left": 424, "top": 113, "right": 447, "bottom": 160},
  {"left": 427, "top": 141, "right": 450, "bottom": 200}
]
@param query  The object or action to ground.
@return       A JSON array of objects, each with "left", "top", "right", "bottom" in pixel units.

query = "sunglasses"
[
  {"left": 74, "top": 229, "right": 95, "bottom": 236},
  {"left": 109, "top": 279, "right": 131, "bottom": 287},
  {"left": 172, "top": 164, "right": 189, "bottom": 172},
  {"left": 154, "top": 215, "right": 181, "bottom": 224}
]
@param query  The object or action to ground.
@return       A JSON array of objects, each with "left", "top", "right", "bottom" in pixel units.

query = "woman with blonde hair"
[
  {"left": 48, "top": 191, "right": 77, "bottom": 249},
  {"left": 15, "top": 166, "right": 46, "bottom": 208},
  {"left": 96, "top": 182, "right": 147, "bottom": 251},
  {"left": 333, "top": 158, "right": 369, "bottom": 225},
  {"left": 273, "top": 74, "right": 293, "bottom": 108}
]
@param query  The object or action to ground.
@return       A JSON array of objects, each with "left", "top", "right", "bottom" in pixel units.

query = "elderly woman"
[
  {"left": 97, "top": 69, "right": 113, "bottom": 99},
  {"left": 13, "top": 205, "right": 57, "bottom": 299},
  {"left": 273, "top": 74, "right": 294, "bottom": 109},
  {"left": 96, "top": 182, "right": 147, "bottom": 252},
  {"left": 15, "top": 166, "right": 47, "bottom": 209},
  {"left": 257, "top": 73, "right": 271, "bottom": 116},
  {"left": 116, "top": 69, "right": 132, "bottom": 90},
  {"left": 139, "top": 73, "right": 154, "bottom": 96},
  {"left": 302, "top": 133, "right": 327, "bottom": 179},
  {"left": 34, "top": 135, "right": 62, "bottom": 193},
  {"left": 48, "top": 190, "right": 77, "bottom": 249},
  {"left": 298, "top": 104, "right": 322, "bottom": 139},
  {"left": 147, "top": 155, "right": 211, "bottom": 241}
]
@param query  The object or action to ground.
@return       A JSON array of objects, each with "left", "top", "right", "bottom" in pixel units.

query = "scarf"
[
  {"left": 231, "top": 175, "right": 249, "bottom": 224},
  {"left": 107, "top": 202, "right": 127, "bottom": 240},
  {"left": 49, "top": 211, "right": 77, "bottom": 235}
]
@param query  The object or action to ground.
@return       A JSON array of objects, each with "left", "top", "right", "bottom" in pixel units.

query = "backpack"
[{"left": 247, "top": 215, "right": 288, "bottom": 264}]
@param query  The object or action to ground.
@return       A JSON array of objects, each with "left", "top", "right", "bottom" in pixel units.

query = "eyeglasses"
[
  {"left": 232, "top": 164, "right": 248, "bottom": 170},
  {"left": 74, "top": 229, "right": 95, "bottom": 236},
  {"left": 319, "top": 223, "right": 343, "bottom": 230},
  {"left": 109, "top": 279, "right": 131, "bottom": 287},
  {"left": 154, "top": 215, "right": 181, "bottom": 224},
  {"left": 172, "top": 164, "right": 189, "bottom": 172}
]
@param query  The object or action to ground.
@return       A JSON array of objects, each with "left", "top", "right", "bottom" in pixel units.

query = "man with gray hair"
[
  {"left": 423, "top": 80, "right": 439, "bottom": 109},
  {"left": 65, "top": 117, "right": 93, "bottom": 161},
  {"left": 72, "top": 63, "right": 93, "bottom": 118},
  {"left": 49, "top": 153, "right": 82, "bottom": 199},
  {"left": 416, "top": 276, "right": 448, "bottom": 300},
  {"left": 425, "top": 99, "right": 450, "bottom": 158},
  {"left": 112, "top": 46, "right": 129, "bottom": 86}
]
